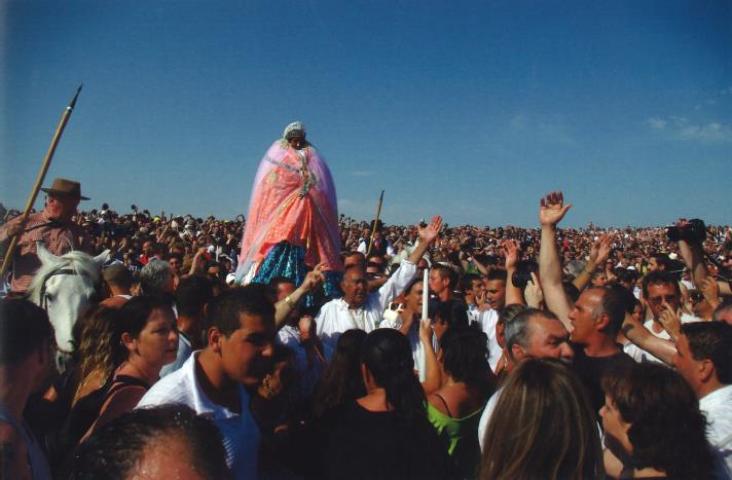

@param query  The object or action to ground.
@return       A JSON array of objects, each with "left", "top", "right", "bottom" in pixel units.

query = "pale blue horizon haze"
[{"left": 1, "top": 1, "right": 730, "bottom": 228}]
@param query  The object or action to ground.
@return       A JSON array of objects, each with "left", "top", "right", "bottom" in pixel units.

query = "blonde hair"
[
  {"left": 480, "top": 359, "right": 603, "bottom": 480},
  {"left": 73, "top": 307, "right": 118, "bottom": 403}
]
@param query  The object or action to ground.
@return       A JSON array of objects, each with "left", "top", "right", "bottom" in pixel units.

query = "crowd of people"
[{"left": 1, "top": 181, "right": 732, "bottom": 479}]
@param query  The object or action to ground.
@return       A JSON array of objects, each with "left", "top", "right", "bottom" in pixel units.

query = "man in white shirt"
[
  {"left": 137, "top": 286, "right": 276, "bottom": 479},
  {"left": 673, "top": 321, "right": 732, "bottom": 475},
  {"left": 477, "top": 269, "right": 507, "bottom": 372},
  {"left": 316, "top": 216, "right": 442, "bottom": 356}
]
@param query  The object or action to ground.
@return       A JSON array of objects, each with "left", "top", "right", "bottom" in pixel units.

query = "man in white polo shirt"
[{"left": 137, "top": 286, "right": 275, "bottom": 479}]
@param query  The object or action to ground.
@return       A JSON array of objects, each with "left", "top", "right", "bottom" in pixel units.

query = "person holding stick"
[{"left": 0, "top": 178, "right": 92, "bottom": 295}]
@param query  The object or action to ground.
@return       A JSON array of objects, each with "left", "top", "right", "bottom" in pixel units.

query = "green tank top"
[{"left": 427, "top": 401, "right": 484, "bottom": 479}]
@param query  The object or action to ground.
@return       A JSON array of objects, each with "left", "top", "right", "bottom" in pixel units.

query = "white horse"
[{"left": 27, "top": 242, "right": 110, "bottom": 356}]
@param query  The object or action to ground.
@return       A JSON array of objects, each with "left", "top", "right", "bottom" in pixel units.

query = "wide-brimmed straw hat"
[{"left": 40, "top": 178, "right": 90, "bottom": 200}]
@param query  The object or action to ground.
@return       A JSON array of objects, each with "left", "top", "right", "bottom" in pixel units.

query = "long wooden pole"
[
  {"left": 0, "top": 85, "right": 83, "bottom": 279},
  {"left": 365, "top": 190, "right": 385, "bottom": 258}
]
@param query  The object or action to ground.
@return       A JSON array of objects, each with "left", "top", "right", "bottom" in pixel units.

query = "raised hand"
[
  {"left": 658, "top": 301, "right": 682, "bottom": 341},
  {"left": 419, "top": 316, "right": 433, "bottom": 343},
  {"left": 502, "top": 239, "right": 520, "bottom": 270},
  {"left": 418, "top": 216, "right": 443, "bottom": 245},
  {"left": 525, "top": 272, "right": 544, "bottom": 308},
  {"left": 590, "top": 233, "right": 613, "bottom": 265},
  {"left": 302, "top": 263, "right": 326, "bottom": 291},
  {"left": 539, "top": 191, "right": 572, "bottom": 227},
  {"left": 700, "top": 276, "right": 720, "bottom": 309}
]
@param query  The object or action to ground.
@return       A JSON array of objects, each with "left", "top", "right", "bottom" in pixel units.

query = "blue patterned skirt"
[{"left": 251, "top": 242, "right": 342, "bottom": 306}]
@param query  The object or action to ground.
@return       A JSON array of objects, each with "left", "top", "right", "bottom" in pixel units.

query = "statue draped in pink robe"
[{"left": 236, "top": 135, "right": 343, "bottom": 283}]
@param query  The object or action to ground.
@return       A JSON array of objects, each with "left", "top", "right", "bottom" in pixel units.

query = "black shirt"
[
  {"left": 571, "top": 344, "right": 635, "bottom": 418},
  {"left": 321, "top": 401, "right": 455, "bottom": 480}
]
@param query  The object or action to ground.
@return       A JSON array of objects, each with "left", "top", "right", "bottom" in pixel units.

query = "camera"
[{"left": 666, "top": 219, "right": 706, "bottom": 243}]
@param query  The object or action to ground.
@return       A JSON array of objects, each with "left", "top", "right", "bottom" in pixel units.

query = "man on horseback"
[{"left": 0, "top": 178, "right": 92, "bottom": 295}]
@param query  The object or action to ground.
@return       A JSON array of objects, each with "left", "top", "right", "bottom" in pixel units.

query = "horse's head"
[{"left": 29, "top": 243, "right": 110, "bottom": 354}]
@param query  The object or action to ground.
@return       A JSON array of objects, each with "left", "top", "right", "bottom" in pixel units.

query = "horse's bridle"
[{"left": 38, "top": 268, "right": 83, "bottom": 310}]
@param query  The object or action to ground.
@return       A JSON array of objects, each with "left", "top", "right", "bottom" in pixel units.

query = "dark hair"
[
  {"left": 206, "top": 286, "right": 275, "bottom": 337},
  {"left": 681, "top": 321, "right": 732, "bottom": 384},
  {"left": 269, "top": 276, "right": 296, "bottom": 291},
  {"left": 460, "top": 273, "right": 482, "bottom": 293},
  {"left": 612, "top": 284, "right": 639, "bottom": 315},
  {"left": 641, "top": 271, "right": 680, "bottom": 298},
  {"left": 0, "top": 299, "right": 53, "bottom": 365},
  {"left": 67, "top": 405, "right": 231, "bottom": 479},
  {"left": 114, "top": 295, "right": 173, "bottom": 364},
  {"left": 361, "top": 329, "right": 425, "bottom": 423},
  {"left": 403, "top": 276, "right": 423, "bottom": 296},
  {"left": 312, "top": 329, "right": 367, "bottom": 418},
  {"left": 175, "top": 275, "right": 213, "bottom": 318},
  {"left": 434, "top": 299, "right": 469, "bottom": 330},
  {"left": 439, "top": 325, "right": 489, "bottom": 385},
  {"left": 562, "top": 281, "right": 580, "bottom": 303},
  {"left": 602, "top": 363, "right": 715, "bottom": 479},
  {"left": 712, "top": 297, "right": 732, "bottom": 322},
  {"left": 595, "top": 286, "right": 626, "bottom": 336},
  {"left": 486, "top": 268, "right": 507, "bottom": 282}
]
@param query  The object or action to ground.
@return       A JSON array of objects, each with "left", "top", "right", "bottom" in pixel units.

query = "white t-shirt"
[
  {"left": 477, "top": 308, "right": 502, "bottom": 372},
  {"left": 700, "top": 384, "right": 732, "bottom": 475},
  {"left": 136, "top": 352, "right": 260, "bottom": 480}
]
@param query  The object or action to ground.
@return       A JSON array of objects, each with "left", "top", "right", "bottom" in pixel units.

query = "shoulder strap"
[
  {"left": 106, "top": 375, "right": 149, "bottom": 398},
  {"left": 433, "top": 393, "right": 453, "bottom": 418}
]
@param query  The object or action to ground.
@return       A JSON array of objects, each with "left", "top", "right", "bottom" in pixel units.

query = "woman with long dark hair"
[
  {"left": 322, "top": 328, "right": 454, "bottom": 479},
  {"left": 310, "top": 329, "right": 367, "bottom": 419},
  {"left": 427, "top": 325, "right": 494, "bottom": 479}
]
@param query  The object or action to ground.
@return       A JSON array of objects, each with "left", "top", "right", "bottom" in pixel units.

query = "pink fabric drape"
[{"left": 237, "top": 140, "right": 343, "bottom": 277}]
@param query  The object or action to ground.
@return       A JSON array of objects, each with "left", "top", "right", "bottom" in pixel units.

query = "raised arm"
[
  {"left": 538, "top": 191, "right": 573, "bottom": 331},
  {"left": 274, "top": 264, "right": 325, "bottom": 329},
  {"left": 503, "top": 239, "right": 524, "bottom": 306},
  {"left": 420, "top": 316, "right": 441, "bottom": 394},
  {"left": 573, "top": 234, "right": 612, "bottom": 292},
  {"left": 675, "top": 219, "right": 708, "bottom": 289},
  {"left": 621, "top": 312, "right": 676, "bottom": 365},
  {"left": 407, "top": 216, "right": 443, "bottom": 265}
]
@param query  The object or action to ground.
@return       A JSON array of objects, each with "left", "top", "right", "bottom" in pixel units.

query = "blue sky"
[{"left": 2, "top": 0, "right": 730, "bottom": 227}]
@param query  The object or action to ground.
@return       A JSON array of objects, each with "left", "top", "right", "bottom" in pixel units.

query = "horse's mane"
[{"left": 28, "top": 250, "right": 101, "bottom": 300}]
